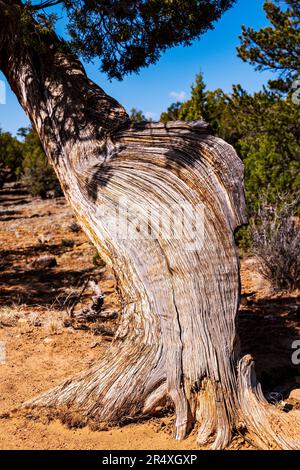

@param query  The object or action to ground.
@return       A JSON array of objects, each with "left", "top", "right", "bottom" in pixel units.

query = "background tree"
[
  {"left": 177, "top": 72, "right": 207, "bottom": 121},
  {"left": 0, "top": 129, "right": 23, "bottom": 188},
  {"left": 21, "top": 127, "right": 61, "bottom": 198},
  {"left": 0, "top": 125, "right": 61, "bottom": 197},
  {"left": 159, "top": 1, "right": 300, "bottom": 259},
  {"left": 18, "top": 0, "right": 237, "bottom": 80},
  {"left": 161, "top": 74, "right": 300, "bottom": 222},
  {"left": 160, "top": 102, "right": 183, "bottom": 123},
  {"left": 238, "top": 0, "right": 300, "bottom": 91},
  {"left": 129, "top": 108, "right": 147, "bottom": 122}
]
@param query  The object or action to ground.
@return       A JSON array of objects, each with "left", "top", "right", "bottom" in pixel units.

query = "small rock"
[
  {"left": 266, "top": 391, "right": 283, "bottom": 405},
  {"left": 0, "top": 316, "right": 17, "bottom": 327},
  {"left": 63, "top": 319, "right": 72, "bottom": 328},
  {"left": 155, "top": 406, "right": 163, "bottom": 413},
  {"left": 38, "top": 234, "right": 52, "bottom": 244},
  {"left": 99, "top": 310, "right": 118, "bottom": 320},
  {"left": 43, "top": 337, "right": 53, "bottom": 344},
  {"left": 45, "top": 190, "right": 56, "bottom": 199},
  {"left": 30, "top": 255, "right": 57, "bottom": 270},
  {"left": 289, "top": 389, "right": 300, "bottom": 402}
]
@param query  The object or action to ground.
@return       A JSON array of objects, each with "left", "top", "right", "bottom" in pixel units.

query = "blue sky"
[{"left": 0, "top": 0, "right": 274, "bottom": 135}]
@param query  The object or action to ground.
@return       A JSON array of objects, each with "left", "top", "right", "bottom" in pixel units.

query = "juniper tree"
[
  {"left": 238, "top": 0, "right": 300, "bottom": 91},
  {"left": 1, "top": 0, "right": 300, "bottom": 449}
]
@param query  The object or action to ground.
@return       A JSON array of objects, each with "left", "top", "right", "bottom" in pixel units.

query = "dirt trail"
[{"left": 0, "top": 184, "right": 299, "bottom": 450}]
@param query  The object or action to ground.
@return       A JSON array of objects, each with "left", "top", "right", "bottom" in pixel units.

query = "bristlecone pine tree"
[{"left": 1, "top": 0, "right": 300, "bottom": 449}]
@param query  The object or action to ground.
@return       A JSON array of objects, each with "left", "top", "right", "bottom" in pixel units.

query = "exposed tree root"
[
  {"left": 22, "top": 352, "right": 300, "bottom": 450},
  {"left": 238, "top": 355, "right": 300, "bottom": 450}
]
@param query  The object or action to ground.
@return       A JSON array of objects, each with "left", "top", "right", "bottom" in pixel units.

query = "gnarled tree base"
[
  {"left": 22, "top": 353, "right": 300, "bottom": 450},
  {"left": 238, "top": 355, "right": 300, "bottom": 450},
  {"left": 20, "top": 122, "right": 300, "bottom": 450}
]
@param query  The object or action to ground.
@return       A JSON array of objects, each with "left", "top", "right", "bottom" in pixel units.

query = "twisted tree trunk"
[{"left": 1, "top": 0, "right": 300, "bottom": 449}]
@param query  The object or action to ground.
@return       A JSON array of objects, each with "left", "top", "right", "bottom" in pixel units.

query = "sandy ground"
[{"left": 0, "top": 184, "right": 299, "bottom": 450}]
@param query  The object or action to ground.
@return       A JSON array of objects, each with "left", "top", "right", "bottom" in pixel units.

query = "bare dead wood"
[
  {"left": 72, "top": 280, "right": 105, "bottom": 322},
  {"left": 1, "top": 1, "right": 300, "bottom": 449},
  {"left": 66, "top": 275, "right": 91, "bottom": 318}
]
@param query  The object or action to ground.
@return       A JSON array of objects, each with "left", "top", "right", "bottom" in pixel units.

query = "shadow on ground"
[{"left": 239, "top": 294, "right": 300, "bottom": 396}]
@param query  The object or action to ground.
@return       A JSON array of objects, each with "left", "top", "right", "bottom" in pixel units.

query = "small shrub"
[
  {"left": 251, "top": 196, "right": 300, "bottom": 291},
  {"left": 45, "top": 318, "right": 64, "bottom": 335},
  {"left": 92, "top": 251, "right": 106, "bottom": 268},
  {"left": 0, "top": 131, "right": 23, "bottom": 188},
  {"left": 69, "top": 222, "right": 81, "bottom": 233},
  {"left": 235, "top": 224, "right": 252, "bottom": 254},
  {"left": 61, "top": 239, "right": 75, "bottom": 248},
  {"left": 21, "top": 128, "right": 62, "bottom": 198}
]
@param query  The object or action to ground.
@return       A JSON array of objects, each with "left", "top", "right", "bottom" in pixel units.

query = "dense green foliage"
[
  {"left": 238, "top": 0, "right": 300, "bottom": 91},
  {"left": 0, "top": 126, "right": 61, "bottom": 197},
  {"left": 0, "top": 130, "right": 23, "bottom": 189},
  {"left": 22, "top": 0, "right": 235, "bottom": 80},
  {"left": 20, "top": 127, "right": 61, "bottom": 198},
  {"left": 129, "top": 108, "right": 147, "bottom": 122}
]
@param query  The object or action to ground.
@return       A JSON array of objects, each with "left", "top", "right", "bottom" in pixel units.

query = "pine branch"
[{"left": 30, "top": 0, "right": 63, "bottom": 11}]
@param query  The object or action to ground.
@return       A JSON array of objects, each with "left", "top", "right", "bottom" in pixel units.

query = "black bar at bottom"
[{"left": 0, "top": 450, "right": 299, "bottom": 466}]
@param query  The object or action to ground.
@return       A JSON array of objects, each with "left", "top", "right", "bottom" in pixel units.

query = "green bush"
[
  {"left": 0, "top": 130, "right": 23, "bottom": 188},
  {"left": 20, "top": 128, "right": 62, "bottom": 198}
]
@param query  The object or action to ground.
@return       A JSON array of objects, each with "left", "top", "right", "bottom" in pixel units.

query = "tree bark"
[{"left": 1, "top": 1, "right": 300, "bottom": 449}]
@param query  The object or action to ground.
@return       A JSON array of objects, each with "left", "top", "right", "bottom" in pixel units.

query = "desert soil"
[{"left": 0, "top": 183, "right": 299, "bottom": 450}]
